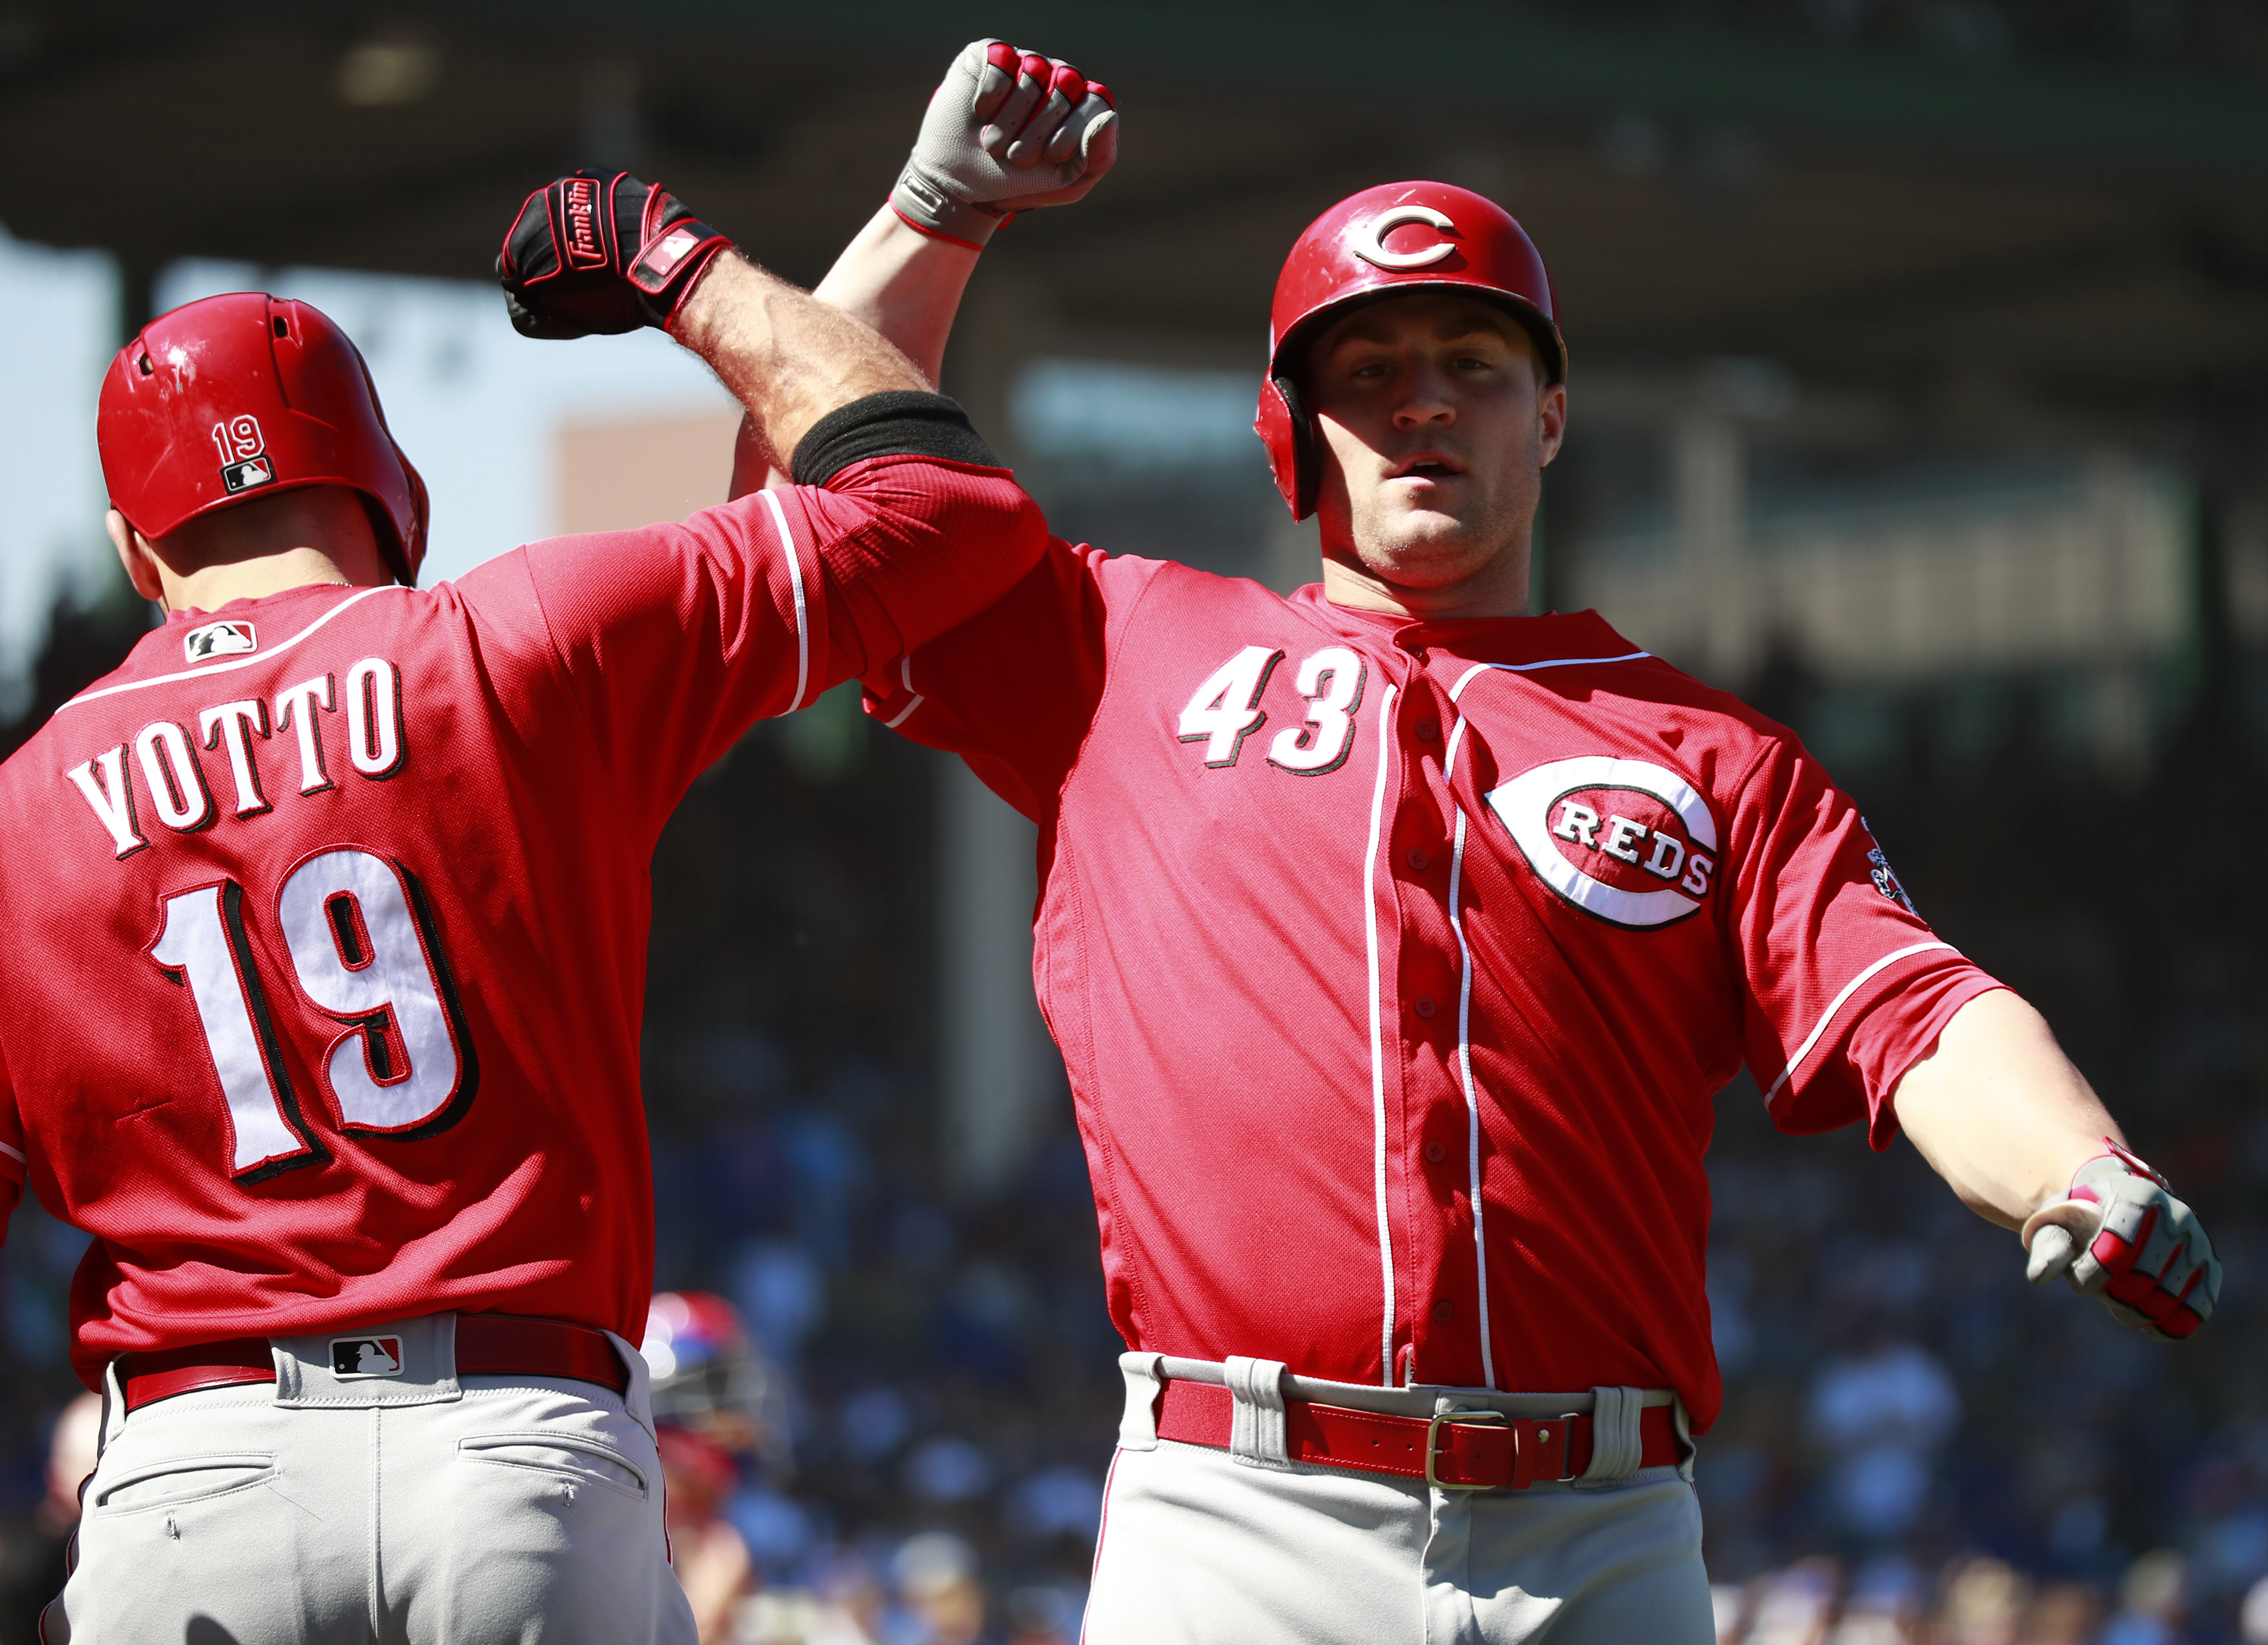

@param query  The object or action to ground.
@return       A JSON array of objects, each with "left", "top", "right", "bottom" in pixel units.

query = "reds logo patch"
[
  {"left": 1486, "top": 756, "right": 1718, "bottom": 930},
  {"left": 184, "top": 619, "right": 256, "bottom": 663}
]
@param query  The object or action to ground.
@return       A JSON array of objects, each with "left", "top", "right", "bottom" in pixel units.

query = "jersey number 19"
[{"left": 150, "top": 847, "right": 477, "bottom": 1182}]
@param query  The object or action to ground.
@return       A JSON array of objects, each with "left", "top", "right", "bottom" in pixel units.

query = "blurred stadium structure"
[{"left": 2, "top": 2, "right": 2266, "bottom": 1640}]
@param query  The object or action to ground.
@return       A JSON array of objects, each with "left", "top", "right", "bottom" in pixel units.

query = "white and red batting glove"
[
  {"left": 889, "top": 39, "right": 1119, "bottom": 249},
  {"left": 2022, "top": 1142, "right": 2220, "bottom": 1340}
]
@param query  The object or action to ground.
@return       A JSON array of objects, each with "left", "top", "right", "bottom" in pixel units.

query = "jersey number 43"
[{"left": 150, "top": 846, "right": 477, "bottom": 1183}]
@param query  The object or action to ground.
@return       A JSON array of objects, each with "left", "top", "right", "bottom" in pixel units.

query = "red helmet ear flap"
[
  {"left": 1255, "top": 375, "right": 1319, "bottom": 522},
  {"left": 392, "top": 450, "right": 430, "bottom": 587}
]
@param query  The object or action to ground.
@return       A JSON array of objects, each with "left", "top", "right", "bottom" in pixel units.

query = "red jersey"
[
  {"left": 864, "top": 550, "right": 2002, "bottom": 1432},
  {"left": 0, "top": 454, "right": 1043, "bottom": 1386}
]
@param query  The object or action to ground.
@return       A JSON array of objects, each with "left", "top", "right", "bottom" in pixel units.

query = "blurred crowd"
[{"left": 0, "top": 577, "right": 2262, "bottom": 1644}]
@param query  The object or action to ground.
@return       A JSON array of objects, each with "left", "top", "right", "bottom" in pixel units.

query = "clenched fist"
[
  {"left": 890, "top": 39, "right": 1119, "bottom": 249},
  {"left": 497, "top": 169, "right": 733, "bottom": 339}
]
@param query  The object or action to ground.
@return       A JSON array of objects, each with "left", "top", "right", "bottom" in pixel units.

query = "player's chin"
[{"left": 1357, "top": 518, "right": 1501, "bottom": 588}]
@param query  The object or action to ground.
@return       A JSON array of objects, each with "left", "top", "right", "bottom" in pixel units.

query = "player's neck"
[
  {"left": 116, "top": 485, "right": 397, "bottom": 615},
  {"left": 1318, "top": 546, "right": 1532, "bottom": 622},
  {"left": 154, "top": 547, "right": 376, "bottom": 615}
]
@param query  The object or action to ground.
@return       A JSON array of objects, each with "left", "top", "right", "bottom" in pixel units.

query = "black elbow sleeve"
[{"left": 789, "top": 391, "right": 1003, "bottom": 488}]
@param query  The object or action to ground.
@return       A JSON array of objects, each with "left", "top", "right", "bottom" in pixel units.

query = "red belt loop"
[
  {"left": 113, "top": 1315, "right": 629, "bottom": 1414},
  {"left": 1153, "top": 1380, "right": 1681, "bottom": 1490}
]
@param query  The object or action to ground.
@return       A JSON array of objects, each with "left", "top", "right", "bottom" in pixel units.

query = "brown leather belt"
[
  {"left": 1155, "top": 1379, "right": 1682, "bottom": 1490},
  {"left": 115, "top": 1315, "right": 628, "bottom": 1414}
]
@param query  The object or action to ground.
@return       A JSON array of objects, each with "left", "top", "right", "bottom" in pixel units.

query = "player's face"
[{"left": 1305, "top": 294, "right": 1566, "bottom": 618}]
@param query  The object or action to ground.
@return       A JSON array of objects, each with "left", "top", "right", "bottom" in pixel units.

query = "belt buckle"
[{"left": 1424, "top": 1407, "right": 1507, "bottom": 1492}]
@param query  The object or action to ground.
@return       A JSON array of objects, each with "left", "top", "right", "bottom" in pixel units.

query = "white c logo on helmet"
[{"left": 1350, "top": 205, "right": 1458, "bottom": 271}]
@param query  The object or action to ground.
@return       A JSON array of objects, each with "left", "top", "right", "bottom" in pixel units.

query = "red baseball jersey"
[
  {"left": 0, "top": 454, "right": 1043, "bottom": 1386},
  {"left": 865, "top": 548, "right": 2003, "bottom": 1432}
]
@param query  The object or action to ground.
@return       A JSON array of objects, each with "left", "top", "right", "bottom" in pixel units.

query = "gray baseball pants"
[
  {"left": 45, "top": 1312, "right": 697, "bottom": 1645},
  {"left": 1083, "top": 1356, "right": 1715, "bottom": 1645}
]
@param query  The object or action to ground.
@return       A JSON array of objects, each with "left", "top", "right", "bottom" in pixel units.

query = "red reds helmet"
[
  {"left": 1255, "top": 181, "right": 1566, "bottom": 520},
  {"left": 98, "top": 293, "right": 430, "bottom": 585}
]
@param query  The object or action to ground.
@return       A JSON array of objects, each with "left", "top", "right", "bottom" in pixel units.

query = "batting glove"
[
  {"left": 890, "top": 39, "right": 1120, "bottom": 250},
  {"left": 497, "top": 169, "right": 733, "bottom": 340},
  {"left": 2022, "top": 1141, "right": 2220, "bottom": 1340}
]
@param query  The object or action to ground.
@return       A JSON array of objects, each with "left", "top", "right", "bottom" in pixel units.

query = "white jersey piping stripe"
[
  {"left": 1442, "top": 653, "right": 1653, "bottom": 782},
  {"left": 0, "top": 1139, "right": 23, "bottom": 1166},
  {"left": 759, "top": 488, "right": 810, "bottom": 714},
  {"left": 1446, "top": 652, "right": 1653, "bottom": 705},
  {"left": 1442, "top": 712, "right": 1471, "bottom": 788},
  {"left": 1447, "top": 805, "right": 1496, "bottom": 1389},
  {"left": 880, "top": 655, "right": 925, "bottom": 730},
  {"left": 57, "top": 587, "right": 402, "bottom": 709},
  {"left": 1362, "top": 681, "right": 1399, "bottom": 1388},
  {"left": 1761, "top": 940, "right": 1957, "bottom": 1101}
]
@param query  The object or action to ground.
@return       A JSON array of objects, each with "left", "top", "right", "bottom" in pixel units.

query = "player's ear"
[
  {"left": 106, "top": 508, "right": 166, "bottom": 604},
  {"left": 1537, "top": 382, "right": 1567, "bottom": 469}
]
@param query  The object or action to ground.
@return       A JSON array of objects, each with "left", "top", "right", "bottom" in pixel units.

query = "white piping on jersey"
[
  {"left": 1761, "top": 940, "right": 1956, "bottom": 1102},
  {"left": 1447, "top": 652, "right": 1652, "bottom": 705},
  {"left": 1362, "top": 681, "right": 1400, "bottom": 1387},
  {"left": 880, "top": 656, "right": 925, "bottom": 730},
  {"left": 1439, "top": 654, "right": 1651, "bottom": 785},
  {"left": 57, "top": 586, "right": 403, "bottom": 710},
  {"left": 1442, "top": 715, "right": 1471, "bottom": 788},
  {"left": 759, "top": 488, "right": 810, "bottom": 714},
  {"left": 1430, "top": 646, "right": 1653, "bottom": 1380},
  {"left": 0, "top": 1139, "right": 22, "bottom": 1166},
  {"left": 1446, "top": 805, "right": 1497, "bottom": 1389}
]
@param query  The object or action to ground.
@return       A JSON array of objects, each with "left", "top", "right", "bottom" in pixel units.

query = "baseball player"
[
  {"left": 770, "top": 48, "right": 2226, "bottom": 1644},
  {"left": 0, "top": 169, "right": 1043, "bottom": 1642}
]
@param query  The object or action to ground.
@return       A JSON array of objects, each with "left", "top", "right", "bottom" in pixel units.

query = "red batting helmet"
[
  {"left": 1255, "top": 181, "right": 1566, "bottom": 520},
  {"left": 98, "top": 293, "right": 430, "bottom": 585}
]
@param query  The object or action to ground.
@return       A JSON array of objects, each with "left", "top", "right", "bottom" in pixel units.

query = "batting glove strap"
[
  {"left": 497, "top": 169, "right": 733, "bottom": 339},
  {"left": 2022, "top": 1144, "right": 2220, "bottom": 1341},
  {"left": 889, "top": 39, "right": 1118, "bottom": 249}
]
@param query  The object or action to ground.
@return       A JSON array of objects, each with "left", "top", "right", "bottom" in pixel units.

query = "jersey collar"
[{"left": 1292, "top": 584, "right": 1645, "bottom": 669}]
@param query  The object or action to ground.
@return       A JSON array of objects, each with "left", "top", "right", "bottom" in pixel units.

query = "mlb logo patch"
[
  {"left": 184, "top": 620, "right": 257, "bottom": 664},
  {"left": 642, "top": 227, "right": 702, "bottom": 280},
  {"left": 222, "top": 454, "right": 275, "bottom": 494},
  {"left": 330, "top": 1336, "right": 405, "bottom": 1378}
]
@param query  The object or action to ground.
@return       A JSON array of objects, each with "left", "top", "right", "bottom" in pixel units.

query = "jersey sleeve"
[
  {"left": 1721, "top": 733, "right": 2006, "bottom": 1148},
  {"left": 860, "top": 539, "right": 1160, "bottom": 822},
  {"left": 0, "top": 1036, "right": 26, "bottom": 1240},
  {"left": 460, "top": 449, "right": 1045, "bottom": 845}
]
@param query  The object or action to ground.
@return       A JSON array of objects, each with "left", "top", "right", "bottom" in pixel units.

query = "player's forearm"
[
  {"left": 815, "top": 205, "right": 984, "bottom": 386},
  {"left": 728, "top": 208, "right": 981, "bottom": 497},
  {"left": 674, "top": 252, "right": 931, "bottom": 472},
  {"left": 1889, "top": 989, "right": 2125, "bottom": 1230}
]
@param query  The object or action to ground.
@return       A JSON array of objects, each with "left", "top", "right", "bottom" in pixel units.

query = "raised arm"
[
  {"left": 1892, "top": 988, "right": 2220, "bottom": 1339},
  {"left": 731, "top": 39, "right": 1119, "bottom": 497},
  {"left": 484, "top": 169, "right": 1050, "bottom": 838},
  {"left": 496, "top": 169, "right": 931, "bottom": 463}
]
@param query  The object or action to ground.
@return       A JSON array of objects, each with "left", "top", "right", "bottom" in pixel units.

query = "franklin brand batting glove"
[
  {"left": 890, "top": 39, "right": 1119, "bottom": 250},
  {"left": 497, "top": 169, "right": 733, "bottom": 339},
  {"left": 2022, "top": 1141, "right": 2220, "bottom": 1340}
]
